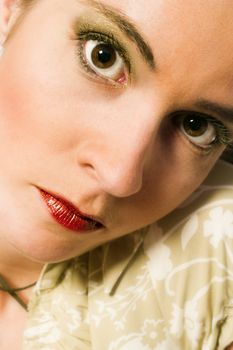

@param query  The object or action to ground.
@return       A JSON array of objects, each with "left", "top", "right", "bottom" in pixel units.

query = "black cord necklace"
[{"left": 0, "top": 274, "right": 36, "bottom": 311}]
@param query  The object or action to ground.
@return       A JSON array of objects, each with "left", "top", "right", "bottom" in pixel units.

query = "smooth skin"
[{"left": 0, "top": 0, "right": 233, "bottom": 348}]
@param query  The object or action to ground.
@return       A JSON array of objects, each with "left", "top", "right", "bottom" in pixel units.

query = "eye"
[
  {"left": 181, "top": 114, "right": 216, "bottom": 147},
  {"left": 83, "top": 40, "right": 127, "bottom": 83},
  {"left": 174, "top": 112, "right": 231, "bottom": 150},
  {"left": 76, "top": 30, "right": 130, "bottom": 85}
]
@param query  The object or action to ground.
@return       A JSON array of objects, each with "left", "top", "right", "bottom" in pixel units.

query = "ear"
[{"left": 0, "top": 0, "right": 20, "bottom": 44}]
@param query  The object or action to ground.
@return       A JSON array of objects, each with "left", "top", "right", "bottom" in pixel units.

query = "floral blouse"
[{"left": 23, "top": 160, "right": 233, "bottom": 350}]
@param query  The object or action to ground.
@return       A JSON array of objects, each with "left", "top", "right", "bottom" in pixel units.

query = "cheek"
[
  {"left": 0, "top": 43, "right": 126, "bottom": 157},
  {"left": 0, "top": 49, "right": 81, "bottom": 153},
  {"left": 130, "top": 149, "right": 220, "bottom": 229}
]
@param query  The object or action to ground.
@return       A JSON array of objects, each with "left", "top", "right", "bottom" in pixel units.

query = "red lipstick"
[{"left": 39, "top": 189, "right": 103, "bottom": 232}]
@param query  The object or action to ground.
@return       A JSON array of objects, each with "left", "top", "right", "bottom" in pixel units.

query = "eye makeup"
[
  {"left": 70, "top": 16, "right": 135, "bottom": 85},
  {"left": 75, "top": 0, "right": 155, "bottom": 70}
]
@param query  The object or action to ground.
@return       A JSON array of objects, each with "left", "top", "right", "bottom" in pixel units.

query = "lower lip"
[{"left": 39, "top": 189, "right": 102, "bottom": 233}]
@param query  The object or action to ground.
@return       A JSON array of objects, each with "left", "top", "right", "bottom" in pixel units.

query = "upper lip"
[{"left": 39, "top": 187, "right": 105, "bottom": 227}]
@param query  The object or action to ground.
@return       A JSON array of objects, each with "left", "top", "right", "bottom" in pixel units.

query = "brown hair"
[
  {"left": 4, "top": 0, "right": 36, "bottom": 43},
  {"left": 20, "top": 0, "right": 36, "bottom": 8}
]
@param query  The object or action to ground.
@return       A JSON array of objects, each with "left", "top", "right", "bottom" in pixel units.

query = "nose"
[
  {"left": 78, "top": 95, "right": 161, "bottom": 198},
  {"left": 91, "top": 141, "right": 149, "bottom": 198},
  {"left": 82, "top": 137, "right": 154, "bottom": 198}
]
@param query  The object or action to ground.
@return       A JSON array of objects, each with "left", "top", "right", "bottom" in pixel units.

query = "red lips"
[{"left": 40, "top": 189, "right": 103, "bottom": 232}]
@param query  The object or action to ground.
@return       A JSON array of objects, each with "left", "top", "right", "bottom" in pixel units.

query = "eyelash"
[
  {"left": 210, "top": 118, "right": 232, "bottom": 146},
  {"left": 75, "top": 28, "right": 131, "bottom": 85}
]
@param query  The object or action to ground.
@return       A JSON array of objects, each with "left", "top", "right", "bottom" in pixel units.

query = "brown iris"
[
  {"left": 91, "top": 43, "right": 117, "bottom": 69},
  {"left": 183, "top": 114, "right": 208, "bottom": 137}
]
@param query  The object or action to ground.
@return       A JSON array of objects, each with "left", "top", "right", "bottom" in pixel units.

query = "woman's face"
[{"left": 0, "top": 0, "right": 232, "bottom": 262}]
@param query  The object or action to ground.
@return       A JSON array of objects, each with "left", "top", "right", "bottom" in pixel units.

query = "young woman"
[{"left": 0, "top": 0, "right": 232, "bottom": 349}]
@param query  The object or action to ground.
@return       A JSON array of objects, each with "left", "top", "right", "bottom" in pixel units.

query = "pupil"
[
  {"left": 92, "top": 44, "right": 116, "bottom": 69},
  {"left": 183, "top": 115, "right": 208, "bottom": 137}
]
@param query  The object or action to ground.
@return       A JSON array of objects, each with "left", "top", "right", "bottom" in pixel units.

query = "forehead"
[
  {"left": 85, "top": 0, "right": 233, "bottom": 97},
  {"left": 16, "top": 0, "right": 233, "bottom": 104},
  {"left": 102, "top": 0, "right": 233, "bottom": 38}
]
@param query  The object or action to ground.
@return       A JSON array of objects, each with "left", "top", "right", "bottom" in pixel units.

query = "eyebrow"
[
  {"left": 78, "top": 0, "right": 155, "bottom": 69},
  {"left": 195, "top": 100, "right": 233, "bottom": 125}
]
